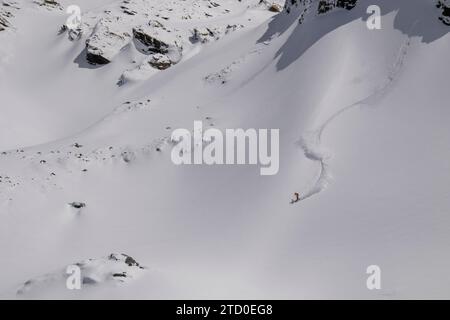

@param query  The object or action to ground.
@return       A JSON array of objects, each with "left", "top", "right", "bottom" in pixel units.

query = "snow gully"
[{"left": 171, "top": 121, "right": 279, "bottom": 176}]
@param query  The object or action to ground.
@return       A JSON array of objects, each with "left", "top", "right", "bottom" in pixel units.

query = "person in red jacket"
[{"left": 291, "top": 192, "right": 300, "bottom": 204}]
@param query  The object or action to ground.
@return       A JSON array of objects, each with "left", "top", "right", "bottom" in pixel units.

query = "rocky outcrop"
[
  {"left": 0, "top": 0, "right": 17, "bottom": 31},
  {"left": 336, "top": 0, "right": 358, "bottom": 10},
  {"left": 57, "top": 1, "right": 263, "bottom": 72},
  {"left": 69, "top": 202, "right": 86, "bottom": 209},
  {"left": 148, "top": 53, "right": 173, "bottom": 70},
  {"left": 0, "top": 15, "right": 9, "bottom": 31},
  {"left": 438, "top": 0, "right": 450, "bottom": 25},
  {"left": 86, "top": 16, "right": 133, "bottom": 65},
  {"left": 191, "top": 24, "right": 244, "bottom": 43},
  {"left": 284, "top": 0, "right": 359, "bottom": 14},
  {"left": 132, "top": 20, "right": 181, "bottom": 55},
  {"left": 269, "top": 3, "right": 283, "bottom": 13},
  {"left": 191, "top": 27, "right": 217, "bottom": 43},
  {"left": 318, "top": 0, "right": 358, "bottom": 14},
  {"left": 317, "top": 0, "right": 335, "bottom": 14},
  {"left": 132, "top": 20, "right": 183, "bottom": 69},
  {"left": 119, "top": 53, "right": 176, "bottom": 84},
  {"left": 34, "top": 0, "right": 62, "bottom": 10}
]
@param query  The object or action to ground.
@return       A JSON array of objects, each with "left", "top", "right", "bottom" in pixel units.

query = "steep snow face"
[{"left": 1, "top": 0, "right": 450, "bottom": 299}]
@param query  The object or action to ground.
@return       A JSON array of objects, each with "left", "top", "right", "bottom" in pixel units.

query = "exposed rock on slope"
[
  {"left": 17, "top": 253, "right": 146, "bottom": 296},
  {"left": 335, "top": 0, "right": 358, "bottom": 10},
  {"left": 287, "top": 0, "right": 450, "bottom": 25},
  {"left": 0, "top": 15, "right": 9, "bottom": 31},
  {"left": 147, "top": 53, "right": 173, "bottom": 70},
  {"left": 317, "top": 0, "right": 358, "bottom": 14},
  {"left": 132, "top": 20, "right": 181, "bottom": 54},
  {"left": 0, "top": 0, "right": 21, "bottom": 31},
  {"left": 34, "top": 0, "right": 62, "bottom": 10},
  {"left": 86, "top": 16, "right": 133, "bottom": 65},
  {"left": 438, "top": 0, "right": 450, "bottom": 25},
  {"left": 285, "top": 0, "right": 359, "bottom": 14},
  {"left": 191, "top": 24, "right": 244, "bottom": 43},
  {"left": 72, "top": 0, "right": 274, "bottom": 69}
]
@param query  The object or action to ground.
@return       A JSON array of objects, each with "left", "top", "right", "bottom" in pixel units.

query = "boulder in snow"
[
  {"left": 132, "top": 21, "right": 181, "bottom": 55},
  {"left": 86, "top": 16, "right": 133, "bottom": 65},
  {"left": 69, "top": 202, "right": 86, "bottom": 209},
  {"left": 35, "top": 0, "right": 62, "bottom": 10},
  {"left": 268, "top": 3, "right": 282, "bottom": 13},
  {"left": 148, "top": 53, "right": 173, "bottom": 70}
]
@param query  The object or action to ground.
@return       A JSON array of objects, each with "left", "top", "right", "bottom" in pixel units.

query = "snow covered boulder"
[
  {"left": 59, "top": 24, "right": 83, "bottom": 41},
  {"left": 132, "top": 21, "right": 182, "bottom": 55},
  {"left": 318, "top": 0, "right": 358, "bottom": 14},
  {"left": 16, "top": 253, "right": 146, "bottom": 297},
  {"left": 86, "top": 16, "right": 133, "bottom": 65},
  {"left": 148, "top": 53, "right": 173, "bottom": 70}
]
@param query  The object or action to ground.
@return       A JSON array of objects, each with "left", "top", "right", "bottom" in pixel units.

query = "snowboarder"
[{"left": 290, "top": 192, "right": 300, "bottom": 204}]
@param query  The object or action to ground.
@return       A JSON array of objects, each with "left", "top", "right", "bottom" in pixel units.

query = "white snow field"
[{"left": 0, "top": 0, "right": 449, "bottom": 299}]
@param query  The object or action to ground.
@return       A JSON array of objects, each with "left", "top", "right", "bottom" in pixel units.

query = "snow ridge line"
[{"left": 298, "top": 29, "right": 414, "bottom": 202}]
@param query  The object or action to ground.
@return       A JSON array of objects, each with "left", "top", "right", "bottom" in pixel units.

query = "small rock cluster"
[
  {"left": 86, "top": 16, "right": 133, "bottom": 64},
  {"left": 0, "top": 0, "right": 20, "bottom": 32},
  {"left": 317, "top": 0, "right": 358, "bottom": 14},
  {"left": 437, "top": 0, "right": 450, "bottom": 25}
]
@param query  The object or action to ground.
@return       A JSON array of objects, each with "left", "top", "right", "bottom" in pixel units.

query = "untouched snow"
[{"left": 0, "top": 0, "right": 450, "bottom": 299}]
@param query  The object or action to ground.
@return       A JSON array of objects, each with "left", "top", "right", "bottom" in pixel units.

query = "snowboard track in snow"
[{"left": 298, "top": 31, "right": 414, "bottom": 202}]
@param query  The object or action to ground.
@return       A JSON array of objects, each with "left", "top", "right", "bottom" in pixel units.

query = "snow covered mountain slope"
[{"left": 0, "top": 0, "right": 449, "bottom": 299}]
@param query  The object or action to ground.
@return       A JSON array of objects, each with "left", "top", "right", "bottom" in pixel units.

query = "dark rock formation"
[
  {"left": 132, "top": 23, "right": 176, "bottom": 54},
  {"left": 148, "top": 53, "right": 172, "bottom": 70},
  {"left": 69, "top": 202, "right": 86, "bottom": 209},
  {"left": 318, "top": 0, "right": 358, "bottom": 14},
  {"left": 86, "top": 51, "right": 111, "bottom": 65},
  {"left": 438, "top": 1, "right": 450, "bottom": 25}
]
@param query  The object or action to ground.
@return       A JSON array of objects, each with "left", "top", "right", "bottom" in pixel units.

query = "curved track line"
[{"left": 298, "top": 32, "right": 414, "bottom": 202}]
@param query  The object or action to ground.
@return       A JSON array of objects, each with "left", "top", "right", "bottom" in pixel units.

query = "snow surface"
[{"left": 0, "top": 0, "right": 450, "bottom": 299}]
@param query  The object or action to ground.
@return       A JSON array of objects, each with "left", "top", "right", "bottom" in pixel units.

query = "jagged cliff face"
[{"left": 285, "top": 0, "right": 450, "bottom": 26}]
